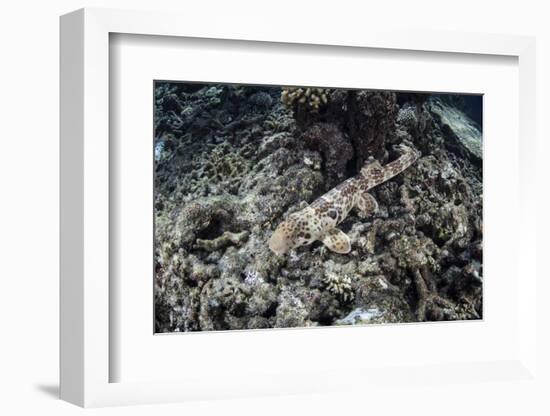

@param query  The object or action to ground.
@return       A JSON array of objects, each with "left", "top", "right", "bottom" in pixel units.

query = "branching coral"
[
  {"left": 202, "top": 144, "right": 249, "bottom": 182},
  {"left": 281, "top": 87, "right": 329, "bottom": 112},
  {"left": 323, "top": 272, "right": 355, "bottom": 302}
]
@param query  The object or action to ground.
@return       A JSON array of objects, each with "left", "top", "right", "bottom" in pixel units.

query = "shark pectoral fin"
[
  {"left": 355, "top": 192, "right": 378, "bottom": 218},
  {"left": 322, "top": 228, "right": 351, "bottom": 254}
]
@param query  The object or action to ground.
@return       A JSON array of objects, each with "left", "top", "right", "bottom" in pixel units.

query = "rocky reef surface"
[{"left": 154, "top": 82, "right": 483, "bottom": 332}]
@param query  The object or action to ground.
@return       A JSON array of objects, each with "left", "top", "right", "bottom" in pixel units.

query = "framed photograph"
[{"left": 60, "top": 8, "right": 537, "bottom": 407}]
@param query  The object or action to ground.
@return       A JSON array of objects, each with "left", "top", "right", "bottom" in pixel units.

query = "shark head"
[{"left": 268, "top": 211, "right": 315, "bottom": 255}]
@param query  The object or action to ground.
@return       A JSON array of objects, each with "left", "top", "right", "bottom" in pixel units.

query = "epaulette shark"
[{"left": 268, "top": 144, "right": 420, "bottom": 255}]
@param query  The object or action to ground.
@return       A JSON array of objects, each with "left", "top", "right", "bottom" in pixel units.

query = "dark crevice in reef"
[
  {"left": 196, "top": 215, "right": 227, "bottom": 241},
  {"left": 154, "top": 82, "right": 483, "bottom": 332}
]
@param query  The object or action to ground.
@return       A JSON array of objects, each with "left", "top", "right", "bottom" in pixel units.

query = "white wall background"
[{"left": 0, "top": 0, "right": 548, "bottom": 414}]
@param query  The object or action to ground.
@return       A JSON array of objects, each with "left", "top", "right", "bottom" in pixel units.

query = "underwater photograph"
[{"left": 153, "top": 82, "right": 483, "bottom": 333}]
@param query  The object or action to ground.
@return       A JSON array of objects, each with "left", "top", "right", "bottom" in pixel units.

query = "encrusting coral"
[{"left": 195, "top": 230, "right": 249, "bottom": 252}]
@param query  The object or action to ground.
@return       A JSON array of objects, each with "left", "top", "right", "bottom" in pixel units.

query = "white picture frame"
[{"left": 60, "top": 7, "right": 537, "bottom": 408}]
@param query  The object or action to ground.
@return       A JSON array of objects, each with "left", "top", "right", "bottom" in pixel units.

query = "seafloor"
[{"left": 154, "top": 83, "right": 483, "bottom": 332}]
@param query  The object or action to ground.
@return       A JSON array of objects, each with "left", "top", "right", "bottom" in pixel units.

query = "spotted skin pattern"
[{"left": 268, "top": 145, "right": 420, "bottom": 254}]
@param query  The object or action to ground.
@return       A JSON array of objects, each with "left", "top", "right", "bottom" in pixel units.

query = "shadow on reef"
[{"left": 154, "top": 82, "right": 483, "bottom": 332}]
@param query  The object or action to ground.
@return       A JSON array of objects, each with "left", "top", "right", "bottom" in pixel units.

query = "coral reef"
[{"left": 154, "top": 81, "right": 483, "bottom": 332}]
